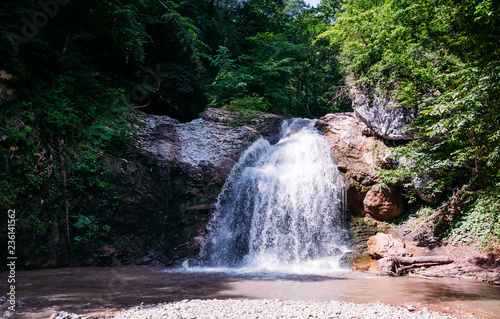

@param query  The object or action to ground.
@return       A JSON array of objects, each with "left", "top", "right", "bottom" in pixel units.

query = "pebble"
[{"left": 96, "top": 299, "right": 460, "bottom": 319}]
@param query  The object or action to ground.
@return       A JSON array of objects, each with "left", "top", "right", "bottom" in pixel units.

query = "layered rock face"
[
  {"left": 127, "top": 108, "right": 283, "bottom": 264},
  {"left": 351, "top": 86, "right": 416, "bottom": 141},
  {"left": 315, "top": 113, "right": 402, "bottom": 219}
]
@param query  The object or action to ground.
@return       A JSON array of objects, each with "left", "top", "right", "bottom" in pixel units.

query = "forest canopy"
[{"left": 325, "top": 0, "right": 500, "bottom": 247}]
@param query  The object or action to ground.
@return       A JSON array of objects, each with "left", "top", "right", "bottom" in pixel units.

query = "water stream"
[
  {"left": 198, "top": 119, "right": 349, "bottom": 274},
  {"left": 6, "top": 267, "right": 500, "bottom": 318}
]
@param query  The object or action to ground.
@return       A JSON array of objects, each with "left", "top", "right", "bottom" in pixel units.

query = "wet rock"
[
  {"left": 130, "top": 108, "right": 284, "bottom": 264},
  {"left": 378, "top": 257, "right": 400, "bottom": 276},
  {"left": 367, "top": 233, "right": 412, "bottom": 259},
  {"left": 345, "top": 177, "right": 368, "bottom": 217},
  {"left": 351, "top": 86, "right": 416, "bottom": 141},
  {"left": 364, "top": 184, "right": 403, "bottom": 221},
  {"left": 316, "top": 113, "right": 397, "bottom": 216}
]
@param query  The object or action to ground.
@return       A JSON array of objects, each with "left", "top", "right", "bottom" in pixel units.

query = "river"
[{"left": 3, "top": 267, "right": 500, "bottom": 318}]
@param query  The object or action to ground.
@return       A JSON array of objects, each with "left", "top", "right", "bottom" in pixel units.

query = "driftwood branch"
[
  {"left": 379, "top": 255, "right": 453, "bottom": 276},
  {"left": 397, "top": 256, "right": 453, "bottom": 265}
]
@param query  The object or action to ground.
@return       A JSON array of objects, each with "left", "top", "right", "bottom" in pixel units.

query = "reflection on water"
[{"left": 2, "top": 267, "right": 500, "bottom": 318}]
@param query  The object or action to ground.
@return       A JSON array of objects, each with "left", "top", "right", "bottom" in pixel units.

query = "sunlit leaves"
[{"left": 330, "top": 0, "right": 500, "bottom": 247}]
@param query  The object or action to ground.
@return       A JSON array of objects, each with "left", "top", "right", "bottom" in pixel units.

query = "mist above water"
[{"left": 197, "top": 119, "right": 350, "bottom": 274}]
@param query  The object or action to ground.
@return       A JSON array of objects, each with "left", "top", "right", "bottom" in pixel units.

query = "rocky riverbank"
[{"left": 47, "top": 299, "right": 470, "bottom": 319}]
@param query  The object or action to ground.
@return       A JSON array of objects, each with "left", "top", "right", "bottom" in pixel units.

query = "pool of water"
[{"left": 2, "top": 267, "right": 500, "bottom": 318}]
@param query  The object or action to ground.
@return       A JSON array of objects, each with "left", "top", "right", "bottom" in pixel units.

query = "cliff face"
[
  {"left": 315, "top": 113, "right": 402, "bottom": 219},
  {"left": 7, "top": 108, "right": 283, "bottom": 269},
  {"left": 350, "top": 86, "right": 416, "bottom": 141},
  {"left": 129, "top": 109, "right": 283, "bottom": 265}
]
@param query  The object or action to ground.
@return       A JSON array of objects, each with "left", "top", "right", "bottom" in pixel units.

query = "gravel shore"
[{"left": 100, "top": 299, "right": 463, "bottom": 319}]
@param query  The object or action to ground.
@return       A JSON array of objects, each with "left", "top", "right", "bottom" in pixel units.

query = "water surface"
[{"left": 3, "top": 267, "right": 500, "bottom": 318}]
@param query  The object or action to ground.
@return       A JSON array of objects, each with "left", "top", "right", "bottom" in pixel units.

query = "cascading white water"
[{"left": 199, "top": 118, "right": 350, "bottom": 273}]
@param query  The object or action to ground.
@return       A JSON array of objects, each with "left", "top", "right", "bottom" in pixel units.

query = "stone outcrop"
[
  {"left": 351, "top": 86, "right": 416, "bottom": 141},
  {"left": 367, "top": 233, "right": 412, "bottom": 259},
  {"left": 126, "top": 108, "right": 283, "bottom": 264},
  {"left": 413, "top": 174, "right": 442, "bottom": 205},
  {"left": 363, "top": 184, "right": 403, "bottom": 221},
  {"left": 315, "top": 113, "right": 401, "bottom": 218}
]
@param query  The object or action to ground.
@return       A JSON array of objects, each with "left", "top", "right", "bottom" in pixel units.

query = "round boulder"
[{"left": 363, "top": 184, "right": 403, "bottom": 221}]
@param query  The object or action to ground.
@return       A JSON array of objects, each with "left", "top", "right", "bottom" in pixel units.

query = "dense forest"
[
  {"left": 326, "top": 0, "right": 500, "bottom": 248},
  {"left": 0, "top": 0, "right": 499, "bottom": 266}
]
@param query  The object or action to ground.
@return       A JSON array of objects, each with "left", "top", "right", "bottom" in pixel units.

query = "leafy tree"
[
  {"left": 326, "top": 0, "right": 500, "bottom": 247},
  {"left": 206, "top": 0, "right": 350, "bottom": 118}
]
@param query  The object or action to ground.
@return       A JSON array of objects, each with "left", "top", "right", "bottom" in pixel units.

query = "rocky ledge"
[{"left": 315, "top": 113, "right": 402, "bottom": 218}]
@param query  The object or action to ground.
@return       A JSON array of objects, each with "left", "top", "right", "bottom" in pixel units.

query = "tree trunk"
[
  {"left": 58, "top": 136, "right": 72, "bottom": 263},
  {"left": 378, "top": 255, "right": 453, "bottom": 276},
  {"left": 397, "top": 256, "right": 453, "bottom": 265}
]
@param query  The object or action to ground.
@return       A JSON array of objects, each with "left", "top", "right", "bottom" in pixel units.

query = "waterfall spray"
[{"left": 199, "top": 119, "right": 350, "bottom": 273}]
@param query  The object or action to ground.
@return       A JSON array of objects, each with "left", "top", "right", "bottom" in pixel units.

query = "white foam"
[{"left": 197, "top": 118, "right": 350, "bottom": 275}]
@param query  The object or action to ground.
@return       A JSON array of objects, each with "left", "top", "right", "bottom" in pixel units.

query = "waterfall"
[{"left": 199, "top": 118, "right": 350, "bottom": 273}]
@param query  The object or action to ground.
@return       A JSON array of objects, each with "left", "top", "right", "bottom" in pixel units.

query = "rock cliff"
[
  {"left": 129, "top": 108, "right": 283, "bottom": 264},
  {"left": 350, "top": 86, "right": 416, "bottom": 141},
  {"left": 315, "top": 113, "right": 402, "bottom": 219}
]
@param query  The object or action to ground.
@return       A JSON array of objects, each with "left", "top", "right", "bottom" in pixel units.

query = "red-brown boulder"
[{"left": 363, "top": 184, "right": 403, "bottom": 221}]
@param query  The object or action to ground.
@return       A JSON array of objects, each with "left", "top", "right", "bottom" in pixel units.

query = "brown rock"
[
  {"left": 350, "top": 255, "right": 379, "bottom": 272},
  {"left": 378, "top": 257, "right": 400, "bottom": 276},
  {"left": 345, "top": 176, "right": 368, "bottom": 216},
  {"left": 367, "top": 233, "right": 412, "bottom": 259},
  {"left": 316, "top": 113, "right": 397, "bottom": 214},
  {"left": 363, "top": 184, "right": 403, "bottom": 221},
  {"left": 368, "top": 259, "right": 382, "bottom": 275}
]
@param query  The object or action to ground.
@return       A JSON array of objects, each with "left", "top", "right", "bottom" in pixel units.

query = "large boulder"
[
  {"left": 367, "top": 233, "right": 412, "bottom": 259},
  {"left": 351, "top": 86, "right": 416, "bottom": 141},
  {"left": 363, "top": 184, "right": 403, "bottom": 221}
]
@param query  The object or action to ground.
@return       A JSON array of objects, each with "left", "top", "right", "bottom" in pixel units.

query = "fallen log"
[
  {"left": 396, "top": 256, "right": 453, "bottom": 265},
  {"left": 378, "top": 256, "right": 453, "bottom": 276}
]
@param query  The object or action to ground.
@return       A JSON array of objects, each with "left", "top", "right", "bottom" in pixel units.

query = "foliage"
[
  {"left": 206, "top": 1, "right": 351, "bottom": 118},
  {"left": 0, "top": 69, "right": 135, "bottom": 258},
  {"left": 224, "top": 95, "right": 269, "bottom": 127},
  {"left": 448, "top": 184, "right": 500, "bottom": 250},
  {"left": 327, "top": 0, "right": 500, "bottom": 247}
]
